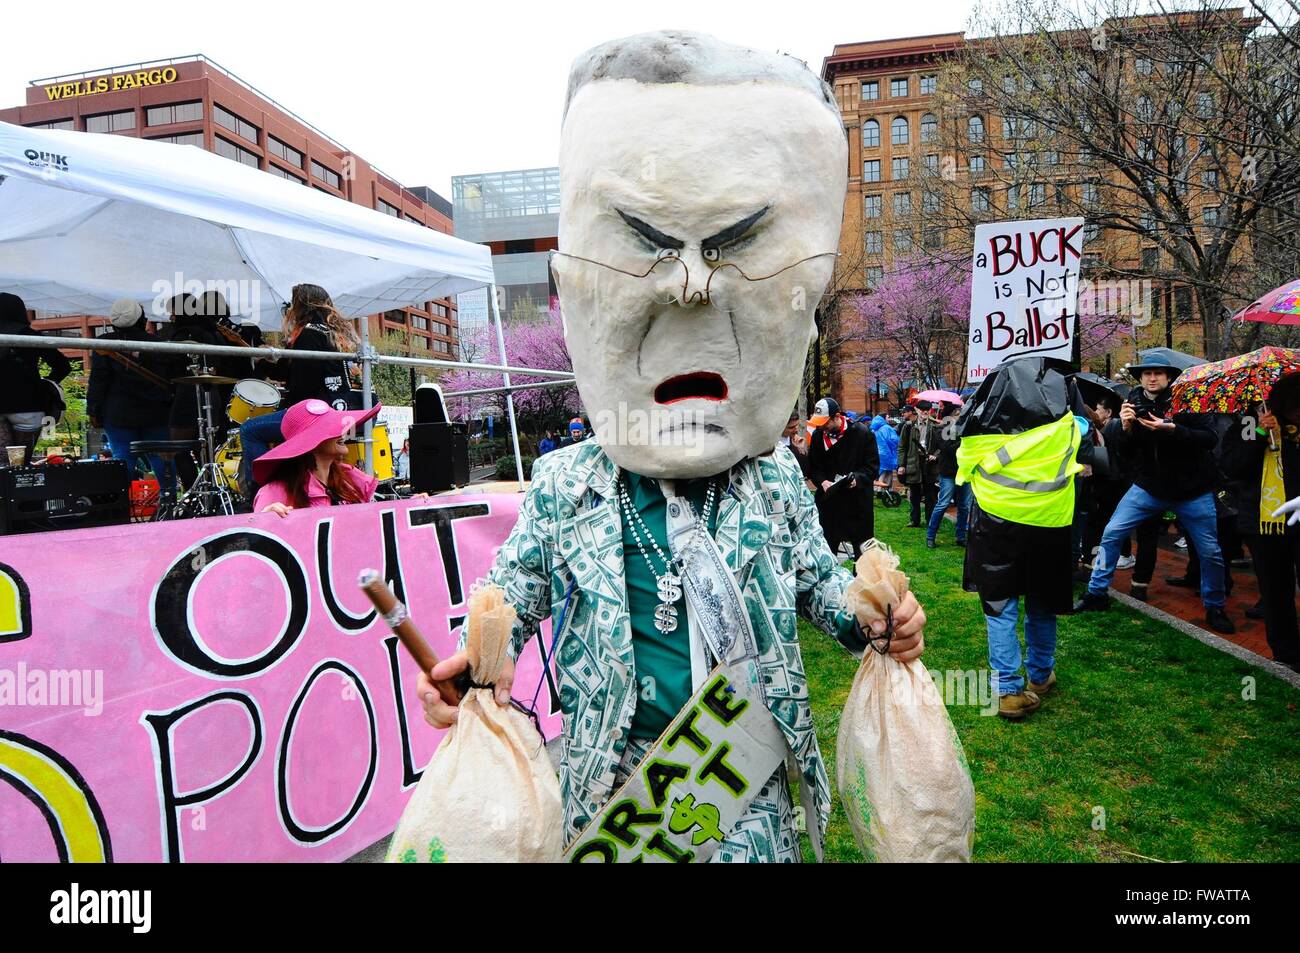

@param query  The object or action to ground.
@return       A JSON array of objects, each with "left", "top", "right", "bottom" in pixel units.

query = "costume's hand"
[
  {"left": 876, "top": 591, "right": 925, "bottom": 662},
  {"left": 1272, "top": 496, "right": 1300, "bottom": 527},
  {"left": 262, "top": 502, "right": 292, "bottom": 518}
]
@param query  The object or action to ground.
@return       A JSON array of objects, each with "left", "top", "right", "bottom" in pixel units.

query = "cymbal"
[{"left": 173, "top": 374, "right": 240, "bottom": 386}]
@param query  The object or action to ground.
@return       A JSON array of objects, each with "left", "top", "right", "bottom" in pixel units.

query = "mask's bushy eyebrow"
[
  {"left": 702, "top": 206, "right": 770, "bottom": 250},
  {"left": 616, "top": 209, "right": 684, "bottom": 250}
]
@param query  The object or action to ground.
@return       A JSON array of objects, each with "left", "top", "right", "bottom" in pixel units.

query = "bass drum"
[
  {"left": 345, "top": 422, "right": 393, "bottom": 482},
  {"left": 215, "top": 434, "right": 242, "bottom": 492},
  {"left": 226, "top": 379, "right": 281, "bottom": 426}
]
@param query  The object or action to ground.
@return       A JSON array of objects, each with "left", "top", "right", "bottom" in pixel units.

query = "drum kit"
[{"left": 132, "top": 359, "right": 392, "bottom": 520}]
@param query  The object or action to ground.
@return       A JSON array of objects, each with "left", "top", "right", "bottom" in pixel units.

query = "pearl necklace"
[{"left": 617, "top": 475, "right": 718, "bottom": 634}]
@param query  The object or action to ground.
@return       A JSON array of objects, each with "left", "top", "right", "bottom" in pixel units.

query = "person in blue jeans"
[
  {"left": 926, "top": 403, "right": 970, "bottom": 547},
  {"left": 1074, "top": 357, "right": 1235, "bottom": 634},
  {"left": 986, "top": 593, "right": 1056, "bottom": 699}
]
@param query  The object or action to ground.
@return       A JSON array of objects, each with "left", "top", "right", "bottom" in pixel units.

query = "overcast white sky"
[{"left": 3, "top": 0, "right": 976, "bottom": 198}]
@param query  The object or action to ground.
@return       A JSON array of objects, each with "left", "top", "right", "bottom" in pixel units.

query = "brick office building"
[{"left": 0, "top": 56, "right": 459, "bottom": 359}]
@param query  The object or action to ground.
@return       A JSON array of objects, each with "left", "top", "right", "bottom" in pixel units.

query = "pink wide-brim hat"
[{"left": 252, "top": 398, "right": 382, "bottom": 484}]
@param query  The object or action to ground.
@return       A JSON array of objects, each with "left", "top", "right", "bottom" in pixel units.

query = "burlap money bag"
[
  {"left": 836, "top": 541, "right": 975, "bottom": 862},
  {"left": 387, "top": 584, "right": 562, "bottom": 862}
]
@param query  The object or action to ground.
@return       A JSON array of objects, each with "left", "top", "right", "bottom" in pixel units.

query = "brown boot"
[
  {"left": 1027, "top": 671, "right": 1056, "bottom": 696},
  {"left": 998, "top": 690, "right": 1042, "bottom": 720}
]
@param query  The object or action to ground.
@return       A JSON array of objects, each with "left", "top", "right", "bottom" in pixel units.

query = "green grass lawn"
[{"left": 800, "top": 501, "right": 1300, "bottom": 862}]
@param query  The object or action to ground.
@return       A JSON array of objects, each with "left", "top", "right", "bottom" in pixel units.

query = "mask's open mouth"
[{"left": 654, "top": 372, "right": 728, "bottom": 404}]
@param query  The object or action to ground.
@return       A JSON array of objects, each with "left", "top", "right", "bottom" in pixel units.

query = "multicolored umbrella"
[
  {"left": 1170, "top": 346, "right": 1300, "bottom": 414},
  {"left": 910, "top": 389, "right": 963, "bottom": 406},
  {"left": 1232, "top": 279, "right": 1300, "bottom": 326}
]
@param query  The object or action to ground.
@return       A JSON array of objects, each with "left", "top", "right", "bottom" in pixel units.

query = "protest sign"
[
  {"left": 0, "top": 497, "right": 560, "bottom": 862},
  {"left": 967, "top": 217, "right": 1085, "bottom": 383}
]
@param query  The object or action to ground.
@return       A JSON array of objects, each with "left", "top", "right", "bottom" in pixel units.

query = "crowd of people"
[{"left": 780, "top": 355, "right": 1300, "bottom": 724}]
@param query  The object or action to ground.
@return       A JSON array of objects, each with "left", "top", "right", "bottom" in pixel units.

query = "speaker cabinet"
[{"left": 409, "top": 423, "right": 468, "bottom": 492}]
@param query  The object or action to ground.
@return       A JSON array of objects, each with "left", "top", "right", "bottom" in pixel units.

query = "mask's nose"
[{"left": 653, "top": 248, "right": 711, "bottom": 308}]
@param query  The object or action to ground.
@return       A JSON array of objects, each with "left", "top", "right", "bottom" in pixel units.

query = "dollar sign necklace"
[{"left": 617, "top": 475, "right": 718, "bottom": 634}]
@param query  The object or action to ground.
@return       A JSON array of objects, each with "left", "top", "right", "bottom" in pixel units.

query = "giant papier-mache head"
[{"left": 552, "top": 31, "right": 848, "bottom": 479}]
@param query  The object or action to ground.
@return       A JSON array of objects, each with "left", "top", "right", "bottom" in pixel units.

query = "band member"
[
  {"left": 87, "top": 299, "right": 175, "bottom": 489},
  {"left": 240, "top": 283, "right": 358, "bottom": 496},
  {"left": 253, "top": 399, "right": 380, "bottom": 516},
  {"left": 0, "top": 292, "right": 72, "bottom": 466},
  {"left": 414, "top": 32, "right": 926, "bottom": 862}
]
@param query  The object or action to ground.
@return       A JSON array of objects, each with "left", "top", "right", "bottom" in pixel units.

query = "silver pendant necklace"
[{"left": 618, "top": 475, "right": 717, "bottom": 634}]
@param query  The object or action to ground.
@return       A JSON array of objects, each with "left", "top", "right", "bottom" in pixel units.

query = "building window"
[
  {"left": 971, "top": 187, "right": 991, "bottom": 213},
  {"left": 920, "top": 75, "right": 937, "bottom": 95},
  {"left": 864, "top": 230, "right": 883, "bottom": 255},
  {"left": 1142, "top": 247, "right": 1159, "bottom": 271},
  {"left": 863, "top": 159, "right": 881, "bottom": 183},
  {"left": 311, "top": 160, "right": 342, "bottom": 190},
  {"left": 893, "top": 229, "right": 913, "bottom": 253},
  {"left": 1028, "top": 183, "right": 1046, "bottom": 207},
  {"left": 861, "top": 80, "right": 879, "bottom": 101},
  {"left": 150, "top": 132, "right": 205, "bottom": 147},
  {"left": 1084, "top": 222, "right": 1100, "bottom": 243},
  {"left": 891, "top": 157, "right": 909, "bottom": 180},
  {"left": 1002, "top": 116, "right": 1017, "bottom": 140},
  {"left": 1136, "top": 95, "right": 1154, "bottom": 123},
  {"left": 924, "top": 227, "right": 941, "bottom": 250},
  {"left": 890, "top": 77, "right": 909, "bottom": 98},
  {"left": 411, "top": 315, "right": 429, "bottom": 331},
  {"left": 922, "top": 190, "right": 940, "bottom": 213},
  {"left": 378, "top": 198, "right": 400, "bottom": 217},
  {"left": 1083, "top": 182, "right": 1100, "bottom": 207},
  {"left": 27, "top": 118, "right": 74, "bottom": 130},
  {"left": 862, "top": 119, "right": 880, "bottom": 148},
  {"left": 968, "top": 77, "right": 983, "bottom": 96},
  {"left": 431, "top": 301, "right": 450, "bottom": 318},
  {"left": 146, "top": 101, "right": 202, "bottom": 126},
  {"left": 893, "top": 191, "right": 912, "bottom": 216},
  {"left": 865, "top": 265, "right": 884, "bottom": 289},
  {"left": 1135, "top": 56, "right": 1153, "bottom": 76},
  {"left": 969, "top": 154, "right": 986, "bottom": 175},
  {"left": 214, "top": 104, "right": 259, "bottom": 143},
  {"left": 1197, "top": 92, "right": 1215, "bottom": 118},
  {"left": 267, "top": 136, "right": 304, "bottom": 169},
  {"left": 891, "top": 116, "right": 910, "bottom": 146},
  {"left": 85, "top": 110, "right": 135, "bottom": 133},
  {"left": 1003, "top": 74, "right": 1018, "bottom": 94},
  {"left": 863, "top": 194, "right": 882, "bottom": 218},
  {"left": 214, "top": 135, "right": 259, "bottom": 168},
  {"left": 920, "top": 113, "right": 938, "bottom": 143},
  {"left": 923, "top": 153, "right": 939, "bottom": 173},
  {"left": 1202, "top": 168, "right": 1219, "bottom": 189},
  {"left": 267, "top": 163, "right": 305, "bottom": 184},
  {"left": 1203, "top": 205, "right": 1220, "bottom": 226},
  {"left": 968, "top": 115, "right": 985, "bottom": 143},
  {"left": 1007, "top": 185, "right": 1020, "bottom": 210}
]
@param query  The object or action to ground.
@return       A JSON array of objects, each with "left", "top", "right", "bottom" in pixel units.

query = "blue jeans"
[
  {"left": 926, "top": 477, "right": 971, "bottom": 543},
  {"left": 239, "top": 408, "right": 288, "bottom": 496},
  {"left": 103, "top": 424, "right": 176, "bottom": 492},
  {"left": 986, "top": 595, "right": 1057, "bottom": 695},
  {"left": 1088, "top": 485, "right": 1225, "bottom": 608}
]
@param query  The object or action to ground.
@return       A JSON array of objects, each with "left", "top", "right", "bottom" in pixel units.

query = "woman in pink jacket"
[{"left": 252, "top": 398, "right": 381, "bottom": 517}]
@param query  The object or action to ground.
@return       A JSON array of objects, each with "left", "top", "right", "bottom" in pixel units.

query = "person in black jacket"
[
  {"left": 1075, "top": 356, "right": 1235, "bottom": 634},
  {"left": 925, "top": 402, "right": 970, "bottom": 548},
  {"left": 87, "top": 299, "right": 176, "bottom": 487},
  {"left": 807, "top": 396, "right": 878, "bottom": 558},
  {"left": 239, "top": 283, "right": 358, "bottom": 497},
  {"left": 0, "top": 292, "right": 72, "bottom": 466},
  {"left": 1222, "top": 373, "right": 1300, "bottom": 670}
]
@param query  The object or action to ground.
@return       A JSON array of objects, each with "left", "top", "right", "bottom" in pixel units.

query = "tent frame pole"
[{"left": 489, "top": 285, "right": 526, "bottom": 492}]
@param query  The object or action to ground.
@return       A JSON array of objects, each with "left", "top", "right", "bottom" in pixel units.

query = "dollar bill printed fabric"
[{"left": 483, "top": 440, "right": 863, "bottom": 852}]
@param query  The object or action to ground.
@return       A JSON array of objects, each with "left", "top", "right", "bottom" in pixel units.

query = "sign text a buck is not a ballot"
[{"left": 967, "top": 217, "right": 1085, "bottom": 383}]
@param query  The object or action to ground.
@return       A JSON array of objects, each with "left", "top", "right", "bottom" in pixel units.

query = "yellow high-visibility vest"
[{"left": 955, "top": 413, "right": 1083, "bottom": 528}]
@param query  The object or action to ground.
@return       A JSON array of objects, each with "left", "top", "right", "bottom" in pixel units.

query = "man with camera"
[{"left": 1074, "top": 355, "right": 1235, "bottom": 634}]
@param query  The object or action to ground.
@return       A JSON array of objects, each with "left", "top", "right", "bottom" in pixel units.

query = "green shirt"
[{"left": 622, "top": 471, "right": 720, "bottom": 740}]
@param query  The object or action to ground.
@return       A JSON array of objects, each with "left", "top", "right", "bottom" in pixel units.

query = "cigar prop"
[{"left": 358, "top": 569, "right": 466, "bottom": 705}]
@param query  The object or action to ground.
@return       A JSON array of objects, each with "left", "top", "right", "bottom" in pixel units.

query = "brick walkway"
[{"left": 1100, "top": 532, "right": 1273, "bottom": 658}]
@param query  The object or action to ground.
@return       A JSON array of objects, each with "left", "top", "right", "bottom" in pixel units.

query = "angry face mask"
[{"left": 551, "top": 33, "right": 848, "bottom": 478}]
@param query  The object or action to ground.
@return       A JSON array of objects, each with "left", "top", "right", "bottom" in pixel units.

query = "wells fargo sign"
[{"left": 43, "top": 67, "right": 179, "bottom": 101}]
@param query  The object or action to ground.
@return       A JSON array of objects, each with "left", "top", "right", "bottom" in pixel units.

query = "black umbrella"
[{"left": 1073, "top": 371, "right": 1128, "bottom": 412}]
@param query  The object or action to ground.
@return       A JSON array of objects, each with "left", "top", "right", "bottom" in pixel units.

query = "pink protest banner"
[{"left": 0, "top": 495, "right": 559, "bottom": 862}]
